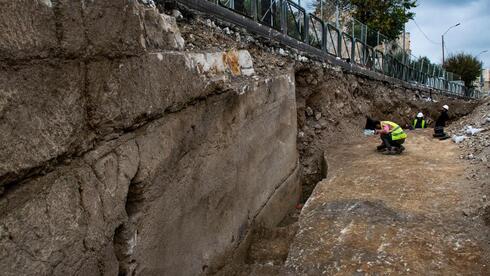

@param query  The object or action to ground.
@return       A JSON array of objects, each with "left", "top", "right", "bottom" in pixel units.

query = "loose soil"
[{"left": 286, "top": 129, "right": 490, "bottom": 275}]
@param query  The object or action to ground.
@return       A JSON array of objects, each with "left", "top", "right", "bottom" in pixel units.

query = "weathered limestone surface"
[
  {"left": 0, "top": 0, "right": 183, "bottom": 60},
  {"left": 0, "top": 1, "right": 300, "bottom": 275},
  {"left": 0, "top": 0, "right": 185, "bottom": 187},
  {"left": 0, "top": 62, "right": 87, "bottom": 186},
  {"left": 128, "top": 74, "right": 297, "bottom": 275},
  {"left": 0, "top": 72, "right": 298, "bottom": 275}
]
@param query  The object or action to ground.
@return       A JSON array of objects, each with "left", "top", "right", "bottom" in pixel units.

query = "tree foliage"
[
  {"left": 443, "top": 53, "right": 482, "bottom": 88},
  {"left": 351, "top": 0, "right": 417, "bottom": 40},
  {"left": 310, "top": 0, "right": 352, "bottom": 21},
  {"left": 415, "top": 56, "right": 434, "bottom": 73},
  {"left": 311, "top": 0, "right": 417, "bottom": 41}
]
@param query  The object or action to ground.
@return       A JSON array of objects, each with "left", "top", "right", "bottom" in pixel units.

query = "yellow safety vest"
[
  {"left": 413, "top": 119, "right": 426, "bottom": 128},
  {"left": 381, "top": 121, "right": 407, "bottom": 140}
]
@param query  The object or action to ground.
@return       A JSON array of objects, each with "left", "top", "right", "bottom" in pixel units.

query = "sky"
[
  {"left": 299, "top": 0, "right": 490, "bottom": 68},
  {"left": 406, "top": 0, "right": 490, "bottom": 68}
]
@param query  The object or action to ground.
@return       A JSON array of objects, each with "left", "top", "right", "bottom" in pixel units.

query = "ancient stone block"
[
  {"left": 0, "top": 0, "right": 58, "bottom": 60},
  {"left": 0, "top": 0, "right": 84, "bottom": 60},
  {"left": 0, "top": 62, "right": 86, "bottom": 187},
  {"left": 86, "top": 51, "right": 255, "bottom": 134},
  {"left": 0, "top": 0, "right": 183, "bottom": 60},
  {"left": 126, "top": 73, "right": 298, "bottom": 275}
]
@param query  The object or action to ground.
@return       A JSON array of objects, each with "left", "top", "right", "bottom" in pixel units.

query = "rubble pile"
[
  {"left": 177, "top": 9, "right": 334, "bottom": 79},
  {"left": 449, "top": 97, "right": 490, "bottom": 163},
  {"left": 448, "top": 97, "right": 490, "bottom": 225}
]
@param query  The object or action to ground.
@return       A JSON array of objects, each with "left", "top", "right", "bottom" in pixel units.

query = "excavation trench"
[
  {"left": 213, "top": 66, "right": 484, "bottom": 275},
  {"left": 1, "top": 2, "right": 485, "bottom": 274}
]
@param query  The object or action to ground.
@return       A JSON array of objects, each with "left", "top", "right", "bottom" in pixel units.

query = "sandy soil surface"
[{"left": 285, "top": 129, "right": 490, "bottom": 275}]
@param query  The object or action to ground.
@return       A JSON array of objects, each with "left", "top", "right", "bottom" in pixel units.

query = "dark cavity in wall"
[{"left": 114, "top": 176, "right": 146, "bottom": 275}]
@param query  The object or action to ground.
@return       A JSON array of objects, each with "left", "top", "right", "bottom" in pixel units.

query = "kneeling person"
[
  {"left": 412, "top": 112, "right": 427, "bottom": 129},
  {"left": 374, "top": 120, "right": 407, "bottom": 154}
]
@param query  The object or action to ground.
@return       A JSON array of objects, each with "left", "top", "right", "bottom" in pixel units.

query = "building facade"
[{"left": 482, "top": 69, "right": 490, "bottom": 93}]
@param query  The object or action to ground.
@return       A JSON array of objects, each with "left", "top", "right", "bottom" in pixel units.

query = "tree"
[
  {"left": 310, "top": 0, "right": 352, "bottom": 21},
  {"left": 443, "top": 53, "right": 482, "bottom": 89},
  {"left": 311, "top": 0, "right": 417, "bottom": 41},
  {"left": 415, "top": 56, "right": 435, "bottom": 74}
]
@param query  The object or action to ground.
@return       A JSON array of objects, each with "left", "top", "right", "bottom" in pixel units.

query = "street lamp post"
[{"left": 442, "top": 23, "right": 461, "bottom": 65}]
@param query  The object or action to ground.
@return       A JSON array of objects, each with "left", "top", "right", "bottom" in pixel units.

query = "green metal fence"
[{"left": 211, "top": 0, "right": 480, "bottom": 99}]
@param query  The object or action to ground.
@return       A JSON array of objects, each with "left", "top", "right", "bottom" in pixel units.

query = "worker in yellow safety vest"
[
  {"left": 374, "top": 120, "right": 407, "bottom": 154},
  {"left": 412, "top": 112, "right": 427, "bottom": 129}
]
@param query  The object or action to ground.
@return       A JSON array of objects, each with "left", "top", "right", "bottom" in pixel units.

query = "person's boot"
[
  {"left": 382, "top": 147, "right": 394, "bottom": 155},
  {"left": 377, "top": 144, "right": 387, "bottom": 151}
]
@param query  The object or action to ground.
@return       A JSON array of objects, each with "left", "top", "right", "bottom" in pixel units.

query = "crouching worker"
[
  {"left": 433, "top": 105, "right": 450, "bottom": 139},
  {"left": 374, "top": 120, "right": 407, "bottom": 154},
  {"left": 412, "top": 112, "right": 427, "bottom": 129}
]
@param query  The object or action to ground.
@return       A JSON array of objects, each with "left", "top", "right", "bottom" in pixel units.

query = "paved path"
[{"left": 285, "top": 130, "right": 489, "bottom": 275}]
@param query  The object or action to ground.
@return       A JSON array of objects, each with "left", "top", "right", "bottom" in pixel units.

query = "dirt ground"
[{"left": 285, "top": 129, "right": 490, "bottom": 275}]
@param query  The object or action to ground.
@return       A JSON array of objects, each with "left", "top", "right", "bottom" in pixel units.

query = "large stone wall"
[{"left": 0, "top": 1, "right": 299, "bottom": 275}]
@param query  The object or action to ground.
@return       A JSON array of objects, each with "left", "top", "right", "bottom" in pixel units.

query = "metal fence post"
[
  {"left": 304, "top": 13, "right": 309, "bottom": 44},
  {"left": 322, "top": 22, "right": 327, "bottom": 52},
  {"left": 280, "top": 0, "right": 287, "bottom": 34},
  {"left": 337, "top": 28, "right": 342, "bottom": 58},
  {"left": 351, "top": 37, "right": 355, "bottom": 63},
  {"left": 251, "top": 0, "right": 257, "bottom": 21}
]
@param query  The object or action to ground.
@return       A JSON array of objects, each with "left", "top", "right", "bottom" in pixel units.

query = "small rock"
[
  {"left": 63, "top": 158, "right": 72, "bottom": 165},
  {"left": 297, "top": 55, "right": 308, "bottom": 62},
  {"left": 319, "top": 119, "right": 329, "bottom": 129},
  {"left": 171, "top": 9, "right": 183, "bottom": 20},
  {"left": 223, "top": 27, "right": 231, "bottom": 35},
  {"left": 140, "top": 0, "right": 156, "bottom": 7},
  {"left": 315, "top": 112, "right": 322, "bottom": 120},
  {"left": 245, "top": 35, "right": 255, "bottom": 43},
  {"left": 305, "top": 106, "right": 314, "bottom": 116},
  {"left": 278, "top": 48, "right": 287, "bottom": 56}
]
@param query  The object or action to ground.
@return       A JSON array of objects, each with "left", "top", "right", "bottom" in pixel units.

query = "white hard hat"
[
  {"left": 443, "top": 105, "right": 449, "bottom": 110},
  {"left": 417, "top": 112, "right": 424, "bottom": 118}
]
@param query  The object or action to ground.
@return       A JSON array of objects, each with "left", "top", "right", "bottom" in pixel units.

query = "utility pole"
[
  {"left": 441, "top": 35, "right": 444, "bottom": 66},
  {"left": 441, "top": 23, "right": 461, "bottom": 65}
]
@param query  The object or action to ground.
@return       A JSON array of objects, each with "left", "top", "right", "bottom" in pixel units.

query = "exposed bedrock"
[
  {"left": 1, "top": 1, "right": 299, "bottom": 275},
  {"left": 0, "top": 71, "right": 298, "bottom": 275}
]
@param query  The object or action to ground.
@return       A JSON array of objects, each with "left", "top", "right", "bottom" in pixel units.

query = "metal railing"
[{"left": 212, "top": 0, "right": 481, "bottom": 99}]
